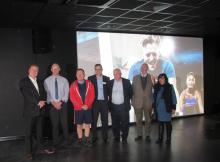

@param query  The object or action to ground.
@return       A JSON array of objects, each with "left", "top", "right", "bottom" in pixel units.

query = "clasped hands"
[{"left": 51, "top": 101, "right": 63, "bottom": 110}]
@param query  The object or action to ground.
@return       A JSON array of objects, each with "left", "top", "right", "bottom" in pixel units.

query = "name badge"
[{"left": 103, "top": 82, "right": 106, "bottom": 85}]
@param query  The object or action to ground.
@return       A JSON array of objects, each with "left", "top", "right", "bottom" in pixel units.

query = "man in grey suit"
[{"left": 131, "top": 63, "right": 154, "bottom": 142}]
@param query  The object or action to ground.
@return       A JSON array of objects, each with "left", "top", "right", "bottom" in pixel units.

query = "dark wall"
[
  {"left": 0, "top": 28, "right": 77, "bottom": 138},
  {"left": 203, "top": 36, "right": 219, "bottom": 114}
]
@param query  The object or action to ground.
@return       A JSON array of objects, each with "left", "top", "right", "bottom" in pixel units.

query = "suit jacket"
[
  {"left": 108, "top": 78, "right": 133, "bottom": 111},
  {"left": 19, "top": 77, "right": 46, "bottom": 118},
  {"left": 88, "top": 75, "right": 110, "bottom": 102},
  {"left": 131, "top": 74, "right": 154, "bottom": 109}
]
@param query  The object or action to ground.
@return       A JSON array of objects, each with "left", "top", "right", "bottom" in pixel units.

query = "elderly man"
[
  {"left": 132, "top": 63, "right": 155, "bottom": 142},
  {"left": 108, "top": 68, "right": 133, "bottom": 143}
]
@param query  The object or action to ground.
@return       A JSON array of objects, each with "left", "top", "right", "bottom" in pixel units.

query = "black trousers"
[
  {"left": 24, "top": 115, "right": 43, "bottom": 154},
  {"left": 50, "top": 103, "right": 69, "bottom": 146},
  {"left": 92, "top": 100, "right": 109, "bottom": 140},
  {"left": 111, "top": 103, "right": 130, "bottom": 140}
]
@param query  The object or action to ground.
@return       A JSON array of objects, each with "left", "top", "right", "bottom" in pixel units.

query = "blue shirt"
[
  {"left": 128, "top": 58, "right": 176, "bottom": 81},
  {"left": 96, "top": 76, "right": 104, "bottom": 100},
  {"left": 44, "top": 75, "right": 69, "bottom": 103}
]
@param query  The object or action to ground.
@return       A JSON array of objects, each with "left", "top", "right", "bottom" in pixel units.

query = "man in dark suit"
[
  {"left": 19, "top": 64, "right": 51, "bottom": 160},
  {"left": 108, "top": 68, "right": 133, "bottom": 143},
  {"left": 88, "top": 64, "right": 110, "bottom": 144}
]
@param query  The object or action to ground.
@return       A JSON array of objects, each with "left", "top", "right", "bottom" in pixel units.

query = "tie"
[{"left": 55, "top": 78, "right": 59, "bottom": 100}]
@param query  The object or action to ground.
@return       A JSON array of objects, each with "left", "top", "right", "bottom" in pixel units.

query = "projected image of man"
[{"left": 128, "top": 36, "right": 176, "bottom": 86}]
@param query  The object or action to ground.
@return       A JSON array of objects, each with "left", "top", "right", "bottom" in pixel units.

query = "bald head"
[
  {"left": 51, "top": 63, "right": 60, "bottom": 76},
  {"left": 113, "top": 68, "right": 122, "bottom": 81}
]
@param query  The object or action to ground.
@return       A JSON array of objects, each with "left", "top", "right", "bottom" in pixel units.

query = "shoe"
[
  {"left": 155, "top": 139, "right": 163, "bottom": 144},
  {"left": 74, "top": 139, "right": 83, "bottom": 148},
  {"left": 134, "top": 136, "right": 142, "bottom": 141},
  {"left": 145, "top": 136, "right": 151, "bottom": 142},
  {"left": 166, "top": 139, "right": 171, "bottom": 145},
  {"left": 113, "top": 137, "right": 120, "bottom": 143},
  {"left": 84, "top": 139, "right": 93, "bottom": 148},
  {"left": 43, "top": 148, "right": 56, "bottom": 154},
  {"left": 103, "top": 138, "right": 109, "bottom": 144},
  {"left": 92, "top": 137, "right": 98, "bottom": 144},
  {"left": 122, "top": 138, "right": 127, "bottom": 144},
  {"left": 25, "top": 153, "right": 33, "bottom": 160}
]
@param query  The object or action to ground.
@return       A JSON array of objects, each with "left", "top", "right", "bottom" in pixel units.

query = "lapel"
[
  {"left": 93, "top": 75, "right": 98, "bottom": 90},
  {"left": 122, "top": 78, "right": 126, "bottom": 96},
  {"left": 27, "top": 77, "right": 40, "bottom": 97}
]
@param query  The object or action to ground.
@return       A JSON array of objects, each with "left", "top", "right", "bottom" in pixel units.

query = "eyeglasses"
[{"left": 95, "top": 68, "right": 102, "bottom": 70}]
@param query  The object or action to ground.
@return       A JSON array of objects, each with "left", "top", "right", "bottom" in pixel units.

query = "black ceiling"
[{"left": 1, "top": 0, "right": 220, "bottom": 36}]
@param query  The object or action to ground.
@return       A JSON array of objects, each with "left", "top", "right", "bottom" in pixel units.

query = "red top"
[{"left": 69, "top": 80, "right": 95, "bottom": 111}]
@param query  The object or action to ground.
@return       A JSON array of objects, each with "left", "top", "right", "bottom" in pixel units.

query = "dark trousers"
[
  {"left": 158, "top": 121, "right": 172, "bottom": 140},
  {"left": 24, "top": 116, "right": 42, "bottom": 154},
  {"left": 92, "top": 100, "right": 109, "bottom": 140},
  {"left": 111, "top": 103, "right": 130, "bottom": 140},
  {"left": 50, "top": 103, "right": 69, "bottom": 146}
]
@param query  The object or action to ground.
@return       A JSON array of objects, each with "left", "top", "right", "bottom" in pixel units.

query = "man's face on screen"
[
  {"left": 143, "top": 43, "right": 160, "bottom": 71},
  {"left": 186, "top": 75, "right": 195, "bottom": 89}
]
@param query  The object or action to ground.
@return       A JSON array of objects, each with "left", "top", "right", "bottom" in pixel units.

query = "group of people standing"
[{"left": 19, "top": 62, "right": 177, "bottom": 160}]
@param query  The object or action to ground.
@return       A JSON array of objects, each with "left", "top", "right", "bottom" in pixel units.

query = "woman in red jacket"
[{"left": 70, "top": 68, "right": 95, "bottom": 147}]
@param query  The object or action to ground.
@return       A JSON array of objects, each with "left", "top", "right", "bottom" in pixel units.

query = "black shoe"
[
  {"left": 145, "top": 136, "right": 151, "bottom": 142},
  {"left": 156, "top": 139, "right": 163, "bottom": 144},
  {"left": 114, "top": 137, "right": 120, "bottom": 143},
  {"left": 25, "top": 153, "right": 33, "bottom": 160},
  {"left": 103, "top": 138, "right": 109, "bottom": 144},
  {"left": 165, "top": 139, "right": 171, "bottom": 145},
  {"left": 92, "top": 137, "right": 98, "bottom": 144},
  {"left": 134, "top": 136, "right": 142, "bottom": 141},
  {"left": 122, "top": 138, "right": 127, "bottom": 144},
  {"left": 74, "top": 139, "right": 83, "bottom": 148},
  {"left": 84, "top": 139, "right": 93, "bottom": 148}
]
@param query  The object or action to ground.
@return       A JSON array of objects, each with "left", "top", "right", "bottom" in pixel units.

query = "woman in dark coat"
[{"left": 153, "top": 73, "right": 177, "bottom": 145}]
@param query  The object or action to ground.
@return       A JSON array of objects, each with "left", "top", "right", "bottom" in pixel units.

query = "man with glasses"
[{"left": 88, "top": 64, "right": 110, "bottom": 144}]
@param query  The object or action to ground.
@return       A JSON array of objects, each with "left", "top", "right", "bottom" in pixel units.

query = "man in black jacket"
[
  {"left": 88, "top": 64, "right": 110, "bottom": 144},
  {"left": 19, "top": 64, "right": 51, "bottom": 160},
  {"left": 108, "top": 68, "right": 133, "bottom": 143}
]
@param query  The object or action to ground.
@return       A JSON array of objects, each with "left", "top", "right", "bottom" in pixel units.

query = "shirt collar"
[
  {"left": 28, "top": 76, "right": 37, "bottom": 82},
  {"left": 96, "top": 75, "right": 103, "bottom": 79},
  {"left": 141, "top": 73, "right": 148, "bottom": 78}
]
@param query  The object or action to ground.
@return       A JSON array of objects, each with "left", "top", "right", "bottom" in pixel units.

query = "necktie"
[{"left": 55, "top": 78, "right": 59, "bottom": 100}]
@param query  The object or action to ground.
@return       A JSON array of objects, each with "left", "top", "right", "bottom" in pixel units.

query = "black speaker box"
[{"left": 32, "top": 28, "right": 52, "bottom": 54}]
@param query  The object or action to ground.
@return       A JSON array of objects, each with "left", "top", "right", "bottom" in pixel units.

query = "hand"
[
  {"left": 51, "top": 101, "right": 62, "bottom": 110},
  {"left": 82, "top": 105, "right": 88, "bottom": 110},
  {"left": 38, "top": 101, "right": 45, "bottom": 109}
]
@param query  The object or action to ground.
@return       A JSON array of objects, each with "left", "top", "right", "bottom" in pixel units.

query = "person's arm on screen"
[
  {"left": 179, "top": 90, "right": 185, "bottom": 115},
  {"left": 196, "top": 90, "right": 204, "bottom": 113}
]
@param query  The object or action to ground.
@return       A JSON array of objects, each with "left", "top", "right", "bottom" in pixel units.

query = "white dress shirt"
[
  {"left": 112, "top": 79, "right": 124, "bottom": 105},
  {"left": 29, "top": 76, "right": 39, "bottom": 94}
]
